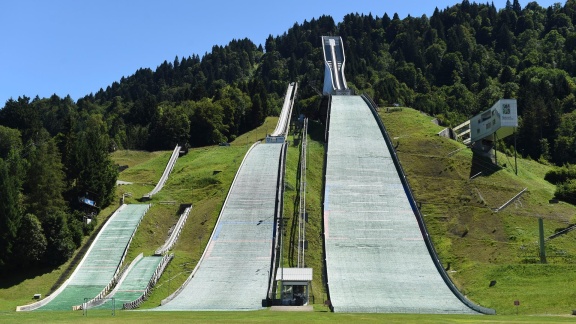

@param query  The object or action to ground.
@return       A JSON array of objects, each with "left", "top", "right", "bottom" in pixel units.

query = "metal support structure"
[
  {"left": 494, "top": 133, "right": 498, "bottom": 166},
  {"left": 270, "top": 142, "right": 288, "bottom": 301},
  {"left": 539, "top": 218, "right": 547, "bottom": 264},
  {"left": 514, "top": 131, "right": 518, "bottom": 175},
  {"left": 298, "top": 118, "right": 308, "bottom": 268}
]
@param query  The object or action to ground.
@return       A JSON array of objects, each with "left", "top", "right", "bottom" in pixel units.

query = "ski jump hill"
[
  {"left": 321, "top": 36, "right": 494, "bottom": 314},
  {"left": 17, "top": 204, "right": 150, "bottom": 311},
  {"left": 16, "top": 145, "right": 184, "bottom": 312},
  {"left": 155, "top": 84, "right": 295, "bottom": 311}
]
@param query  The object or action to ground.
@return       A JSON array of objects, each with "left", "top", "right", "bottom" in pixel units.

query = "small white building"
[{"left": 276, "top": 268, "right": 313, "bottom": 306}]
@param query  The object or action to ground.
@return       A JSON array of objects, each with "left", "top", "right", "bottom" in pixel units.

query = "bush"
[
  {"left": 68, "top": 217, "right": 84, "bottom": 248},
  {"left": 42, "top": 212, "right": 76, "bottom": 266},
  {"left": 555, "top": 179, "right": 576, "bottom": 205},
  {"left": 545, "top": 164, "right": 576, "bottom": 184}
]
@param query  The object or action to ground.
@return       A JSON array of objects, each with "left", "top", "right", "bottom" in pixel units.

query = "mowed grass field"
[
  {"left": 3, "top": 109, "right": 576, "bottom": 323},
  {"left": 3, "top": 309, "right": 576, "bottom": 324}
]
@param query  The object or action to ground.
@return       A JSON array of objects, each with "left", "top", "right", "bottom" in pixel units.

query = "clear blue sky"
[{"left": 0, "top": 0, "right": 563, "bottom": 105}]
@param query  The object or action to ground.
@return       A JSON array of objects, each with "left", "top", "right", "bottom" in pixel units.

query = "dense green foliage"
[
  {"left": 0, "top": 158, "right": 22, "bottom": 268},
  {"left": 5, "top": 1, "right": 576, "bottom": 161},
  {"left": 0, "top": 101, "right": 117, "bottom": 272},
  {"left": 259, "top": 0, "right": 576, "bottom": 165},
  {"left": 555, "top": 179, "right": 576, "bottom": 203},
  {"left": 545, "top": 164, "right": 576, "bottom": 203},
  {"left": 545, "top": 163, "right": 576, "bottom": 184},
  {"left": 80, "top": 38, "right": 272, "bottom": 149}
]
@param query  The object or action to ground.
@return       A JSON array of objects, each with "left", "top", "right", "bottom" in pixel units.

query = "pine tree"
[
  {"left": 73, "top": 117, "right": 118, "bottom": 208},
  {"left": 42, "top": 211, "right": 75, "bottom": 266},
  {"left": 0, "top": 157, "right": 22, "bottom": 268},
  {"left": 14, "top": 213, "right": 47, "bottom": 267},
  {"left": 0, "top": 125, "right": 22, "bottom": 159},
  {"left": 24, "top": 129, "right": 67, "bottom": 221},
  {"left": 512, "top": 0, "right": 522, "bottom": 15}
]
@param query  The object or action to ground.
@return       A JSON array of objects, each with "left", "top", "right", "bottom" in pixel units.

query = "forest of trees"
[
  {"left": 1, "top": 0, "right": 576, "bottom": 272},
  {"left": 0, "top": 111, "right": 117, "bottom": 271}
]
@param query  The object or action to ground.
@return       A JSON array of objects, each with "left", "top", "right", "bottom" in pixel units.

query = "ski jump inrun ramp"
[{"left": 323, "top": 95, "right": 494, "bottom": 314}]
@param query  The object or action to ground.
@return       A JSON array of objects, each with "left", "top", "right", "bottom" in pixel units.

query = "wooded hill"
[{"left": 1, "top": 0, "right": 576, "bottom": 272}]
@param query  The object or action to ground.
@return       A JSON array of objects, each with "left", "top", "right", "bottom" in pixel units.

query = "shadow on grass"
[
  {"left": 0, "top": 265, "right": 58, "bottom": 289},
  {"left": 288, "top": 130, "right": 304, "bottom": 267},
  {"left": 307, "top": 120, "right": 326, "bottom": 144},
  {"left": 469, "top": 150, "right": 501, "bottom": 179},
  {"left": 1, "top": 207, "right": 123, "bottom": 290}
]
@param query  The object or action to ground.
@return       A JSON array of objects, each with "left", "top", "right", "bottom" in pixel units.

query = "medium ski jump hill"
[
  {"left": 155, "top": 85, "right": 294, "bottom": 311},
  {"left": 156, "top": 143, "right": 284, "bottom": 311}
]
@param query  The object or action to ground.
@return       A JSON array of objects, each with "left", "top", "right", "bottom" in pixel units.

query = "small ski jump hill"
[
  {"left": 17, "top": 204, "right": 150, "bottom": 311},
  {"left": 143, "top": 144, "right": 181, "bottom": 200}
]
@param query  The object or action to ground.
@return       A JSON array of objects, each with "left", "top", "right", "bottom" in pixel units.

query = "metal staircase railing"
[{"left": 298, "top": 118, "right": 308, "bottom": 268}]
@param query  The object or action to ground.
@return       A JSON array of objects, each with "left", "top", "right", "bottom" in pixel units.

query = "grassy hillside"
[
  {"left": 3, "top": 107, "right": 576, "bottom": 321},
  {"left": 380, "top": 107, "right": 576, "bottom": 315}
]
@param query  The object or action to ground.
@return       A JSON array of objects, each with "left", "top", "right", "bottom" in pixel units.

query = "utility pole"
[
  {"left": 538, "top": 218, "right": 547, "bottom": 264},
  {"left": 514, "top": 131, "right": 518, "bottom": 175}
]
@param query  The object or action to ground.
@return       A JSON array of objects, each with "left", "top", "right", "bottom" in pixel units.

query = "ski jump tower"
[
  {"left": 322, "top": 36, "right": 351, "bottom": 95},
  {"left": 321, "top": 34, "right": 517, "bottom": 151},
  {"left": 454, "top": 99, "right": 518, "bottom": 155}
]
